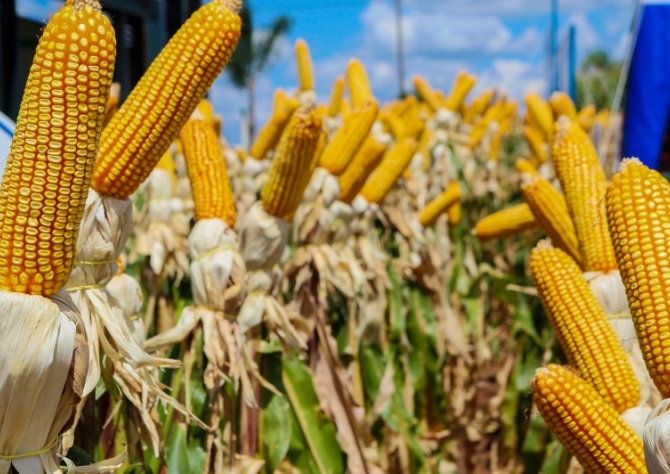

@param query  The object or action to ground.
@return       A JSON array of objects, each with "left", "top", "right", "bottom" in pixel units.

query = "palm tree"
[{"left": 226, "top": 4, "right": 290, "bottom": 142}]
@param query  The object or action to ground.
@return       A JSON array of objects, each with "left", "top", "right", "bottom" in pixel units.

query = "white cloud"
[
  {"left": 566, "top": 12, "right": 599, "bottom": 52},
  {"left": 477, "top": 59, "right": 547, "bottom": 99}
]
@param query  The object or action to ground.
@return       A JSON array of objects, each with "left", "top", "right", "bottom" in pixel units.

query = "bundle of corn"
[
  {"left": 0, "top": 0, "right": 127, "bottom": 470},
  {"left": 61, "top": 0, "right": 241, "bottom": 456},
  {"left": 238, "top": 106, "right": 323, "bottom": 347}
]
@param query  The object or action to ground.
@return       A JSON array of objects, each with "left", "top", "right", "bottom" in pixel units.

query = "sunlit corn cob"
[
  {"left": 606, "top": 158, "right": 670, "bottom": 397},
  {"left": 522, "top": 176, "right": 581, "bottom": 264},
  {"left": 443, "top": 71, "right": 476, "bottom": 112},
  {"left": 347, "top": 59, "right": 373, "bottom": 109},
  {"left": 382, "top": 110, "right": 405, "bottom": 139},
  {"left": 250, "top": 89, "right": 298, "bottom": 160},
  {"left": 196, "top": 98, "right": 216, "bottom": 126},
  {"left": 261, "top": 107, "right": 323, "bottom": 219},
  {"left": 419, "top": 182, "right": 461, "bottom": 227},
  {"left": 295, "top": 39, "right": 314, "bottom": 92},
  {"left": 419, "top": 127, "right": 434, "bottom": 172},
  {"left": 473, "top": 203, "right": 537, "bottom": 239},
  {"left": 338, "top": 135, "right": 388, "bottom": 204},
  {"left": 341, "top": 97, "right": 351, "bottom": 119},
  {"left": 319, "top": 100, "right": 379, "bottom": 175},
  {"left": 180, "top": 118, "right": 236, "bottom": 227},
  {"left": 525, "top": 93, "right": 554, "bottom": 142},
  {"left": 469, "top": 101, "right": 505, "bottom": 148},
  {"left": 531, "top": 364, "right": 646, "bottom": 474},
  {"left": 0, "top": 0, "right": 115, "bottom": 295},
  {"left": 360, "top": 138, "right": 417, "bottom": 204},
  {"left": 530, "top": 244, "right": 639, "bottom": 411},
  {"left": 327, "top": 76, "right": 345, "bottom": 117},
  {"left": 515, "top": 158, "right": 538, "bottom": 175},
  {"left": 522, "top": 125, "right": 548, "bottom": 164},
  {"left": 488, "top": 127, "right": 503, "bottom": 162},
  {"left": 553, "top": 119, "right": 617, "bottom": 272},
  {"left": 577, "top": 104, "right": 596, "bottom": 133},
  {"left": 462, "top": 89, "right": 493, "bottom": 123},
  {"left": 402, "top": 113, "right": 425, "bottom": 140},
  {"left": 412, "top": 75, "right": 442, "bottom": 113},
  {"left": 91, "top": 0, "right": 241, "bottom": 199},
  {"left": 103, "top": 82, "right": 121, "bottom": 128},
  {"left": 549, "top": 91, "right": 578, "bottom": 121}
]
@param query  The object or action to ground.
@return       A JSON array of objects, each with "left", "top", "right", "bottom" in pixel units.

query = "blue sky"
[{"left": 18, "top": 0, "right": 637, "bottom": 146}]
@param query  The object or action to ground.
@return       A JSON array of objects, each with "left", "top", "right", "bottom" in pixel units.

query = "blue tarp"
[{"left": 623, "top": 1, "right": 670, "bottom": 169}]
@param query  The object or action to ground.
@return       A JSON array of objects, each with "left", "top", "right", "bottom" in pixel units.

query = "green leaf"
[
  {"left": 261, "top": 352, "right": 292, "bottom": 472},
  {"left": 165, "top": 424, "right": 190, "bottom": 474},
  {"left": 282, "top": 356, "right": 344, "bottom": 474},
  {"left": 187, "top": 439, "right": 206, "bottom": 474}
]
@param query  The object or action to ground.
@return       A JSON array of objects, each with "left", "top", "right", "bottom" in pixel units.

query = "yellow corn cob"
[
  {"left": 488, "top": 127, "right": 503, "bottom": 162},
  {"left": 235, "top": 146, "right": 247, "bottom": 163},
  {"left": 398, "top": 95, "right": 418, "bottom": 118},
  {"left": 338, "top": 135, "right": 388, "bottom": 204},
  {"left": 525, "top": 93, "right": 554, "bottom": 142},
  {"left": 250, "top": 89, "right": 298, "bottom": 160},
  {"left": 295, "top": 39, "right": 314, "bottom": 92},
  {"left": 196, "top": 98, "right": 216, "bottom": 126},
  {"left": 522, "top": 125, "right": 548, "bottom": 164},
  {"left": 412, "top": 75, "right": 442, "bottom": 113},
  {"left": 347, "top": 59, "right": 373, "bottom": 109},
  {"left": 462, "top": 89, "right": 493, "bottom": 123},
  {"left": 444, "top": 72, "right": 476, "bottom": 112},
  {"left": 91, "top": 0, "right": 241, "bottom": 199},
  {"left": 549, "top": 91, "right": 577, "bottom": 121},
  {"left": 595, "top": 109, "right": 611, "bottom": 127},
  {"left": 328, "top": 76, "right": 345, "bottom": 117},
  {"left": 473, "top": 203, "right": 537, "bottom": 239},
  {"left": 553, "top": 119, "right": 617, "bottom": 272},
  {"left": 447, "top": 201, "right": 461, "bottom": 226},
  {"left": 383, "top": 111, "right": 405, "bottom": 139},
  {"left": 319, "top": 100, "right": 379, "bottom": 175},
  {"left": 360, "top": 138, "right": 417, "bottom": 204},
  {"left": 155, "top": 148, "right": 177, "bottom": 193},
  {"left": 469, "top": 101, "right": 505, "bottom": 148},
  {"left": 606, "top": 158, "right": 670, "bottom": 397},
  {"left": 103, "top": 82, "right": 121, "bottom": 128},
  {"left": 419, "top": 127, "right": 434, "bottom": 172},
  {"left": 577, "top": 104, "right": 596, "bottom": 133},
  {"left": 419, "top": 182, "right": 461, "bottom": 227},
  {"left": 180, "top": 118, "right": 236, "bottom": 227},
  {"left": 212, "top": 115, "right": 223, "bottom": 136},
  {"left": 515, "top": 158, "right": 538, "bottom": 175},
  {"left": 261, "top": 107, "right": 323, "bottom": 220},
  {"left": 0, "top": 0, "right": 115, "bottom": 296},
  {"left": 530, "top": 244, "right": 639, "bottom": 411},
  {"left": 341, "top": 97, "right": 351, "bottom": 119},
  {"left": 402, "top": 113, "right": 425, "bottom": 140},
  {"left": 521, "top": 176, "right": 581, "bottom": 264},
  {"left": 531, "top": 364, "right": 646, "bottom": 474}
]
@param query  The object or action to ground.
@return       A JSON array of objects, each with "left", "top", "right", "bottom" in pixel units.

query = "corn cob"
[
  {"left": 250, "top": 89, "right": 298, "bottom": 160},
  {"left": 462, "top": 89, "right": 493, "bottom": 123},
  {"left": 419, "top": 182, "right": 461, "bottom": 227},
  {"left": 360, "top": 138, "right": 417, "bottom": 204},
  {"left": 525, "top": 93, "right": 554, "bottom": 142},
  {"left": 338, "top": 136, "right": 388, "bottom": 204},
  {"left": 91, "top": 0, "right": 241, "bottom": 199},
  {"left": 402, "top": 113, "right": 425, "bottom": 140},
  {"left": 530, "top": 244, "right": 639, "bottom": 411},
  {"left": 473, "top": 203, "right": 537, "bottom": 239},
  {"left": 522, "top": 125, "right": 548, "bottom": 164},
  {"left": 347, "top": 59, "right": 373, "bottom": 109},
  {"left": 606, "top": 158, "right": 670, "bottom": 397},
  {"left": 319, "top": 100, "right": 379, "bottom": 175},
  {"left": 443, "top": 72, "right": 476, "bottom": 112},
  {"left": 515, "top": 158, "right": 538, "bottom": 175},
  {"left": 577, "top": 104, "right": 596, "bottom": 133},
  {"left": 261, "top": 107, "right": 323, "bottom": 220},
  {"left": 295, "top": 39, "right": 314, "bottom": 92},
  {"left": 447, "top": 201, "right": 461, "bottom": 226},
  {"left": 180, "top": 118, "right": 236, "bottom": 227},
  {"left": 328, "top": 76, "right": 345, "bottom": 117},
  {"left": 488, "top": 127, "right": 503, "bottom": 162},
  {"left": 553, "top": 119, "right": 618, "bottom": 272},
  {"left": 196, "top": 98, "right": 216, "bottom": 126},
  {"left": 0, "top": 0, "right": 115, "bottom": 296},
  {"left": 522, "top": 175, "right": 581, "bottom": 264},
  {"left": 549, "top": 91, "right": 578, "bottom": 121},
  {"left": 103, "top": 82, "right": 121, "bottom": 128},
  {"left": 382, "top": 110, "right": 405, "bottom": 139},
  {"left": 531, "top": 364, "right": 646, "bottom": 474},
  {"left": 412, "top": 75, "right": 442, "bottom": 113}
]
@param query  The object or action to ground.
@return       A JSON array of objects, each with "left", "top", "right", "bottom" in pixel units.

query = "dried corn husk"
[
  {"left": 239, "top": 201, "right": 290, "bottom": 272},
  {"left": 0, "top": 290, "right": 125, "bottom": 473},
  {"left": 644, "top": 398, "right": 670, "bottom": 473}
]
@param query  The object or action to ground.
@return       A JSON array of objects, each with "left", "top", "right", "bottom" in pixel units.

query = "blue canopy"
[{"left": 623, "top": 1, "right": 670, "bottom": 169}]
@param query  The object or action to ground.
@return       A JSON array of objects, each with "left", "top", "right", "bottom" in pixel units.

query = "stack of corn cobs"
[{"left": 0, "top": 0, "right": 662, "bottom": 473}]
